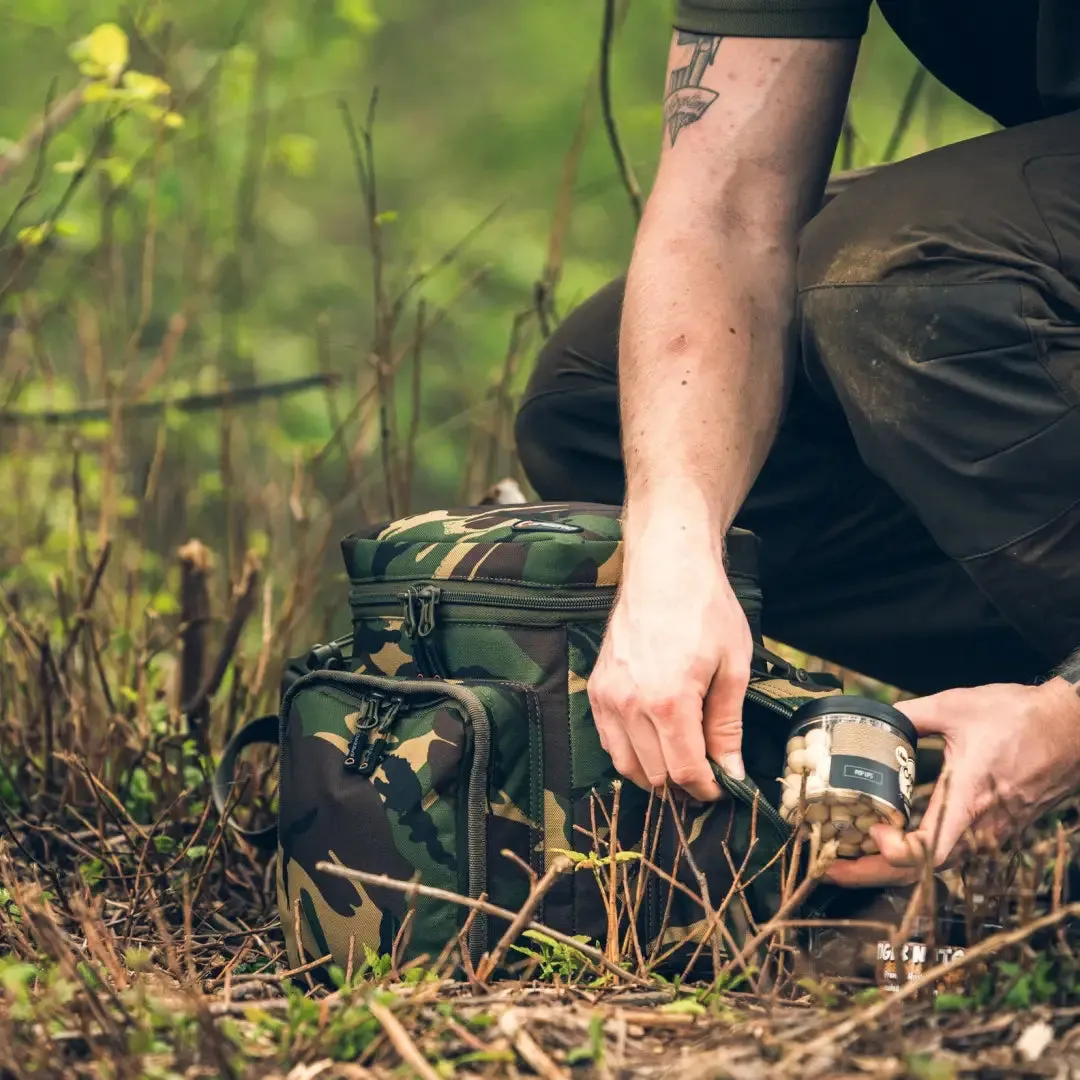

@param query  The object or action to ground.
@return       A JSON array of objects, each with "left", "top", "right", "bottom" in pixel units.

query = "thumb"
[
  {"left": 893, "top": 691, "right": 957, "bottom": 738},
  {"left": 873, "top": 766, "right": 974, "bottom": 869},
  {"left": 703, "top": 653, "right": 750, "bottom": 782}
]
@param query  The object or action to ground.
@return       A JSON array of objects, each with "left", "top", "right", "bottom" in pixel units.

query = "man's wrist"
[
  {"left": 1054, "top": 647, "right": 1080, "bottom": 687},
  {"left": 1034, "top": 673, "right": 1080, "bottom": 720},
  {"left": 624, "top": 482, "right": 735, "bottom": 540}
]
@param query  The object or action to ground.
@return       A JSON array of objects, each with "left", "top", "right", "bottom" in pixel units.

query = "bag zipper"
[
  {"left": 351, "top": 581, "right": 617, "bottom": 623},
  {"left": 713, "top": 766, "right": 790, "bottom": 841},
  {"left": 279, "top": 669, "right": 492, "bottom": 964}
]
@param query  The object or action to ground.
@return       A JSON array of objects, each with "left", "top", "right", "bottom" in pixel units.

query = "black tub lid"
[{"left": 791, "top": 695, "right": 917, "bottom": 746}]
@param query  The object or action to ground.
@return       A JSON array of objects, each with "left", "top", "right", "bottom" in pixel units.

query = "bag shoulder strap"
[{"left": 212, "top": 714, "right": 279, "bottom": 851}]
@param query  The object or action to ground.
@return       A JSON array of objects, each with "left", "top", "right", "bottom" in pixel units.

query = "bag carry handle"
[{"left": 212, "top": 713, "right": 280, "bottom": 851}]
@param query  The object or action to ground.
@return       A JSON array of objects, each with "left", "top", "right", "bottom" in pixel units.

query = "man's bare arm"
[
  {"left": 622, "top": 33, "right": 857, "bottom": 532},
  {"left": 588, "top": 35, "right": 857, "bottom": 801}
]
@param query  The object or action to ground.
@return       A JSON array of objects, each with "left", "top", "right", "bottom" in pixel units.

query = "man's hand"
[
  {"left": 588, "top": 519, "right": 752, "bottom": 802},
  {"left": 827, "top": 678, "right": 1080, "bottom": 888}
]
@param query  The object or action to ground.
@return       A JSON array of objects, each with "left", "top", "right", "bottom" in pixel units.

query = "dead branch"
[
  {"left": 599, "top": 0, "right": 642, "bottom": 222},
  {"left": 315, "top": 863, "right": 651, "bottom": 988},
  {"left": 0, "top": 372, "right": 340, "bottom": 426}
]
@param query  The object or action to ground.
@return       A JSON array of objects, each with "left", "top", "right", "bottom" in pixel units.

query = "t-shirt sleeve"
[{"left": 674, "top": 0, "right": 872, "bottom": 39}]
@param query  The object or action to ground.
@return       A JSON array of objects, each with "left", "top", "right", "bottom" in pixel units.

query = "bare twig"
[
  {"left": 499, "top": 1008, "right": 571, "bottom": 1080},
  {"left": 315, "top": 863, "right": 651, "bottom": 987},
  {"left": 599, "top": 0, "right": 642, "bottom": 221},
  {"left": 367, "top": 997, "right": 442, "bottom": 1080},
  {"left": 882, "top": 66, "right": 928, "bottom": 163},
  {"left": 181, "top": 552, "right": 261, "bottom": 731},
  {"left": 478, "top": 855, "right": 572, "bottom": 983},
  {"left": 0, "top": 373, "right": 340, "bottom": 426}
]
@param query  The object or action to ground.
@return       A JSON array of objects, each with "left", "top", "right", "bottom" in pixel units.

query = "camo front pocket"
[{"left": 276, "top": 671, "right": 542, "bottom": 972}]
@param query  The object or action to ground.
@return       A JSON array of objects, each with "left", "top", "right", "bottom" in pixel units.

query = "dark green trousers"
[{"left": 515, "top": 110, "right": 1080, "bottom": 695}]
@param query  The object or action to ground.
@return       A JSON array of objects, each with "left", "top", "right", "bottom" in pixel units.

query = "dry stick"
[
  {"left": 499, "top": 1008, "right": 571, "bottom": 1080},
  {"left": 606, "top": 784, "right": 624, "bottom": 965},
  {"left": 713, "top": 843, "right": 838, "bottom": 988},
  {"left": 0, "top": 372, "right": 340, "bottom": 426},
  {"left": 599, "top": 0, "right": 642, "bottom": 221},
  {"left": 403, "top": 300, "right": 425, "bottom": 512},
  {"left": 181, "top": 551, "right": 260, "bottom": 726},
  {"left": 57, "top": 540, "right": 112, "bottom": 672},
  {"left": 177, "top": 540, "right": 212, "bottom": 738},
  {"left": 538, "top": 62, "right": 599, "bottom": 332},
  {"left": 882, "top": 65, "right": 928, "bottom": 163},
  {"left": 664, "top": 787, "right": 723, "bottom": 974},
  {"left": 0, "top": 80, "right": 58, "bottom": 249},
  {"left": 795, "top": 899, "right": 1080, "bottom": 1063},
  {"left": 477, "top": 854, "right": 572, "bottom": 983},
  {"left": 622, "top": 790, "right": 658, "bottom": 968},
  {"left": 315, "top": 863, "right": 651, "bottom": 988}
]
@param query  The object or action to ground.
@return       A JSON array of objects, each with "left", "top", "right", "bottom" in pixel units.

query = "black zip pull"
[
  {"left": 415, "top": 585, "right": 441, "bottom": 637},
  {"left": 343, "top": 729, "right": 368, "bottom": 771},
  {"left": 400, "top": 585, "right": 447, "bottom": 677},
  {"left": 401, "top": 587, "right": 420, "bottom": 639},
  {"left": 343, "top": 695, "right": 383, "bottom": 772},
  {"left": 355, "top": 695, "right": 405, "bottom": 777}
]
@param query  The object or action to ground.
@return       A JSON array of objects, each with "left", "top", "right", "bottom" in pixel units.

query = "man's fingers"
[
  {"left": 893, "top": 692, "right": 954, "bottom": 738},
  {"left": 590, "top": 681, "right": 651, "bottom": 792},
  {"left": 824, "top": 851, "right": 920, "bottom": 888},
  {"left": 597, "top": 715, "right": 650, "bottom": 792},
  {"left": 876, "top": 768, "right": 974, "bottom": 869},
  {"left": 702, "top": 655, "right": 750, "bottom": 781},
  {"left": 651, "top": 693, "right": 723, "bottom": 802}
]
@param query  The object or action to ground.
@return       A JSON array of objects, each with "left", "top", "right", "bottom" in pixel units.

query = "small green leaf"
[
  {"left": 78, "top": 859, "right": 106, "bottom": 887},
  {"left": 96, "top": 157, "right": 133, "bottom": 188},
  {"left": 152, "top": 835, "right": 176, "bottom": 854},
  {"left": 17, "top": 224, "right": 50, "bottom": 248},
  {"left": 185, "top": 845, "right": 208, "bottom": 862},
  {"left": 275, "top": 133, "right": 317, "bottom": 177},
  {"left": 659, "top": 999, "right": 706, "bottom": 1016},
  {"left": 122, "top": 71, "right": 171, "bottom": 100},
  {"left": 124, "top": 948, "right": 152, "bottom": 971},
  {"left": 374, "top": 210, "right": 398, "bottom": 226},
  {"left": 71, "top": 24, "right": 129, "bottom": 80},
  {"left": 549, "top": 848, "right": 589, "bottom": 865},
  {"left": 933, "top": 993, "right": 970, "bottom": 1012},
  {"left": 456, "top": 1050, "right": 514, "bottom": 1065},
  {"left": 54, "top": 153, "right": 86, "bottom": 175},
  {"left": 336, "top": 0, "right": 381, "bottom": 34}
]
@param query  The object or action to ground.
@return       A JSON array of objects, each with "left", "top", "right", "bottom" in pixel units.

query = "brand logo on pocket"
[{"left": 510, "top": 520, "right": 584, "bottom": 534}]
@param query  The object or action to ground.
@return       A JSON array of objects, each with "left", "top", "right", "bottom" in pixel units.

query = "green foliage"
[{"left": 512, "top": 929, "right": 592, "bottom": 980}]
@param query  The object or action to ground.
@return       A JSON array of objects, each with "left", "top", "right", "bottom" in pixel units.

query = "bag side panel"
[
  {"left": 278, "top": 687, "right": 467, "bottom": 968},
  {"left": 469, "top": 681, "right": 545, "bottom": 952},
  {"left": 439, "top": 623, "right": 576, "bottom": 933}
]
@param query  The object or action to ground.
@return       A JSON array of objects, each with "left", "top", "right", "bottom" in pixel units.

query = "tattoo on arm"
[
  {"left": 665, "top": 32, "right": 723, "bottom": 145},
  {"left": 1057, "top": 648, "right": 1080, "bottom": 694}
]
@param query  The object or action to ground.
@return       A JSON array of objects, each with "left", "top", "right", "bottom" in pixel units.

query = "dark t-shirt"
[{"left": 673, "top": 1, "right": 1079, "bottom": 128}]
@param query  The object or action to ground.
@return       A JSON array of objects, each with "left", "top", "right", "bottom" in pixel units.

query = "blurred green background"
[{"left": 0, "top": 0, "right": 996, "bottom": 642}]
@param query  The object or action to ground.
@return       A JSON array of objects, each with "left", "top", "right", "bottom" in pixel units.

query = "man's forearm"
[
  {"left": 618, "top": 34, "right": 857, "bottom": 551},
  {"left": 620, "top": 212, "right": 794, "bottom": 539}
]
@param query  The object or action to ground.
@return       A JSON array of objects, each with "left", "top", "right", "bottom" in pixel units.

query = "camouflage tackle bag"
[{"left": 215, "top": 503, "right": 842, "bottom": 977}]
